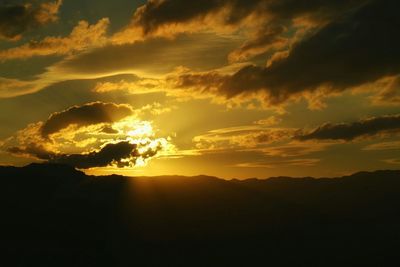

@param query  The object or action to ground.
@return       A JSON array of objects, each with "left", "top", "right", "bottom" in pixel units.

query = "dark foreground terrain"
[{"left": 1, "top": 164, "right": 399, "bottom": 266}]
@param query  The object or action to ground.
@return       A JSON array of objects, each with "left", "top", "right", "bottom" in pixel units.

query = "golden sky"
[{"left": 0, "top": 0, "right": 399, "bottom": 178}]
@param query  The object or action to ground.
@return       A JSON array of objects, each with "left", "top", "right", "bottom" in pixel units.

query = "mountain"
[{"left": 1, "top": 164, "right": 399, "bottom": 266}]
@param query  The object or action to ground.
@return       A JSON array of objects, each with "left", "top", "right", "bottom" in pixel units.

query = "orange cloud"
[
  {"left": 370, "top": 76, "right": 400, "bottom": 106},
  {"left": 228, "top": 23, "right": 289, "bottom": 62},
  {"left": 193, "top": 126, "right": 295, "bottom": 150},
  {"left": 260, "top": 141, "right": 330, "bottom": 157},
  {"left": 0, "top": 18, "right": 109, "bottom": 61},
  {"left": 235, "top": 158, "right": 320, "bottom": 168},
  {"left": 254, "top": 116, "right": 282, "bottom": 126},
  {"left": 0, "top": 0, "right": 62, "bottom": 40},
  {"left": 0, "top": 77, "right": 43, "bottom": 98},
  {"left": 363, "top": 141, "right": 400, "bottom": 151}
]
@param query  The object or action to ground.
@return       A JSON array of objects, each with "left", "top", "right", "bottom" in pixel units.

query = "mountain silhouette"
[{"left": 1, "top": 163, "right": 399, "bottom": 266}]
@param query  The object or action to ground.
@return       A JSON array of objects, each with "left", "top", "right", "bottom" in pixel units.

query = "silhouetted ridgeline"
[{"left": 1, "top": 164, "right": 399, "bottom": 266}]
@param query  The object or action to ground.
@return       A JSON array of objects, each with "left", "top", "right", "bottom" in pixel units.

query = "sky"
[{"left": 0, "top": 0, "right": 399, "bottom": 179}]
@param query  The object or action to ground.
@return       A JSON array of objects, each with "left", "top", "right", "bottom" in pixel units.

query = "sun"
[{"left": 127, "top": 122, "right": 153, "bottom": 137}]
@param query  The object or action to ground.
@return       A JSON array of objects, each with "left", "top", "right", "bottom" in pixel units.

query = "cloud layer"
[{"left": 297, "top": 114, "right": 400, "bottom": 141}]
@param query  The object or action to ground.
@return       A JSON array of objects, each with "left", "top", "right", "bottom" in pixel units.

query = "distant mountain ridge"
[
  {"left": 1, "top": 164, "right": 399, "bottom": 266},
  {"left": 2, "top": 162, "right": 398, "bottom": 180}
]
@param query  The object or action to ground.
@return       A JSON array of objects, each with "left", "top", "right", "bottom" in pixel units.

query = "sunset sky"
[{"left": 0, "top": 0, "right": 399, "bottom": 179}]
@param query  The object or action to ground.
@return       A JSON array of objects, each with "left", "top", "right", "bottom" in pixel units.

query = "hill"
[{"left": 1, "top": 164, "right": 399, "bottom": 266}]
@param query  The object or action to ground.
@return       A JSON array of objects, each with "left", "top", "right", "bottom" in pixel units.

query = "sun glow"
[
  {"left": 102, "top": 117, "right": 177, "bottom": 168},
  {"left": 127, "top": 121, "right": 153, "bottom": 137}
]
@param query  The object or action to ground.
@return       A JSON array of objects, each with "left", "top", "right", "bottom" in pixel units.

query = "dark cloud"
[
  {"left": 40, "top": 102, "right": 133, "bottom": 137},
  {"left": 173, "top": 0, "right": 400, "bottom": 106},
  {"left": 253, "top": 0, "right": 400, "bottom": 94},
  {"left": 133, "top": 0, "right": 364, "bottom": 34},
  {"left": 101, "top": 125, "right": 119, "bottom": 134},
  {"left": 134, "top": 0, "right": 259, "bottom": 34},
  {"left": 7, "top": 143, "right": 53, "bottom": 160},
  {"left": 0, "top": 0, "right": 62, "bottom": 40},
  {"left": 171, "top": 71, "right": 227, "bottom": 93},
  {"left": 49, "top": 141, "right": 137, "bottom": 168},
  {"left": 9, "top": 140, "right": 163, "bottom": 169},
  {"left": 228, "top": 23, "right": 288, "bottom": 62},
  {"left": 132, "top": 0, "right": 366, "bottom": 61},
  {"left": 297, "top": 114, "right": 400, "bottom": 141}
]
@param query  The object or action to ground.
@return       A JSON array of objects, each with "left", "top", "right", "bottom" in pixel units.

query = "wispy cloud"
[
  {"left": 363, "top": 141, "right": 400, "bottom": 151},
  {"left": 234, "top": 158, "right": 320, "bottom": 168}
]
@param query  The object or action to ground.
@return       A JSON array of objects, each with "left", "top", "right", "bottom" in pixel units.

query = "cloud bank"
[{"left": 297, "top": 114, "right": 400, "bottom": 141}]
